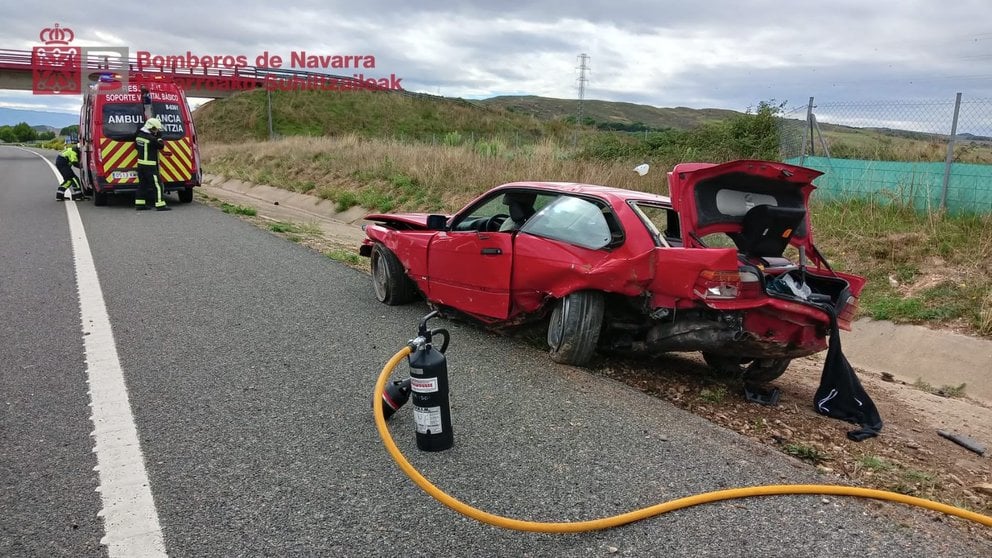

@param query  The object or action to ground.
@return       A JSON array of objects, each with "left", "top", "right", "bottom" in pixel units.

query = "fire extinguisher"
[
  {"left": 407, "top": 311, "right": 453, "bottom": 452},
  {"left": 374, "top": 311, "right": 452, "bottom": 450}
]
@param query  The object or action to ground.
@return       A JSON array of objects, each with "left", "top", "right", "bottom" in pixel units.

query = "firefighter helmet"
[{"left": 144, "top": 117, "right": 163, "bottom": 131}]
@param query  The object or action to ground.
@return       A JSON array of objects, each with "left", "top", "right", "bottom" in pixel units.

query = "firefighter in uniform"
[
  {"left": 134, "top": 117, "right": 170, "bottom": 211},
  {"left": 55, "top": 145, "right": 83, "bottom": 201}
]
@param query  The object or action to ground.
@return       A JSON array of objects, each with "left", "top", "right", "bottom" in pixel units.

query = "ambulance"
[{"left": 79, "top": 73, "right": 201, "bottom": 206}]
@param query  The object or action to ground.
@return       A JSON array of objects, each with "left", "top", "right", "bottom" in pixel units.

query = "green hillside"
[
  {"left": 479, "top": 95, "right": 741, "bottom": 130},
  {"left": 193, "top": 89, "right": 568, "bottom": 144},
  {"left": 193, "top": 89, "right": 753, "bottom": 146}
]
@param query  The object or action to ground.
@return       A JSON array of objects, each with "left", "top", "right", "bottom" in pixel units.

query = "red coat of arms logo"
[{"left": 33, "top": 23, "right": 81, "bottom": 94}]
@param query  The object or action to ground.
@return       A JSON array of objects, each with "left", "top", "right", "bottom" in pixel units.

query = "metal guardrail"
[
  {"left": 0, "top": 48, "right": 404, "bottom": 95},
  {"left": 0, "top": 48, "right": 498, "bottom": 110}
]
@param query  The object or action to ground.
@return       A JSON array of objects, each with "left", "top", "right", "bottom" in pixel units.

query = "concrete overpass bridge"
[{"left": 0, "top": 48, "right": 387, "bottom": 100}]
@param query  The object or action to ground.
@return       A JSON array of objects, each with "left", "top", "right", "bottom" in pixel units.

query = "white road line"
[{"left": 21, "top": 148, "right": 168, "bottom": 557}]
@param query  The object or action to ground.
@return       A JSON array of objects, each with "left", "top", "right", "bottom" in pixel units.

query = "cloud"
[{"left": 2, "top": 0, "right": 991, "bottom": 122}]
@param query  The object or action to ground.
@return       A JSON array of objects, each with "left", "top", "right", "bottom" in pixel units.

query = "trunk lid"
[{"left": 668, "top": 159, "right": 822, "bottom": 260}]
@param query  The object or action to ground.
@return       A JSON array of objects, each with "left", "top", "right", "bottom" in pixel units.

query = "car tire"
[
  {"left": 371, "top": 244, "right": 416, "bottom": 305},
  {"left": 702, "top": 352, "right": 791, "bottom": 383},
  {"left": 178, "top": 187, "right": 194, "bottom": 203},
  {"left": 93, "top": 190, "right": 108, "bottom": 206},
  {"left": 547, "top": 291, "right": 604, "bottom": 366}
]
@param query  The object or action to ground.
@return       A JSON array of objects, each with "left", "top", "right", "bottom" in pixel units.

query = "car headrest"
[
  {"left": 503, "top": 193, "right": 537, "bottom": 222},
  {"left": 733, "top": 204, "right": 807, "bottom": 258}
]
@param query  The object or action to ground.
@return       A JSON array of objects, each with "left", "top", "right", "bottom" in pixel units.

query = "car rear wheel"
[
  {"left": 178, "top": 187, "right": 194, "bottom": 203},
  {"left": 371, "top": 244, "right": 416, "bottom": 305},
  {"left": 702, "top": 352, "right": 791, "bottom": 383},
  {"left": 547, "top": 291, "right": 604, "bottom": 366},
  {"left": 93, "top": 190, "right": 108, "bottom": 206}
]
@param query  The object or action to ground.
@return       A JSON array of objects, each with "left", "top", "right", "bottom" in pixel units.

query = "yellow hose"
[{"left": 373, "top": 346, "right": 992, "bottom": 532}]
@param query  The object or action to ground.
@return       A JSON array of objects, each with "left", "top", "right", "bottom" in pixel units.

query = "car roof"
[{"left": 495, "top": 181, "right": 671, "bottom": 205}]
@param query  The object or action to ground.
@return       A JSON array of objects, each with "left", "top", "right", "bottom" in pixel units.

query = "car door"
[{"left": 426, "top": 194, "right": 516, "bottom": 320}]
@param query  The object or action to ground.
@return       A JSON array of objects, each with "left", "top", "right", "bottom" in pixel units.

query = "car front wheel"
[
  {"left": 547, "top": 291, "right": 604, "bottom": 366},
  {"left": 702, "top": 352, "right": 791, "bottom": 383},
  {"left": 371, "top": 244, "right": 416, "bottom": 305}
]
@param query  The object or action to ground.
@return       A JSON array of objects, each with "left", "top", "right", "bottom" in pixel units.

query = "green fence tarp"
[{"left": 784, "top": 156, "right": 992, "bottom": 214}]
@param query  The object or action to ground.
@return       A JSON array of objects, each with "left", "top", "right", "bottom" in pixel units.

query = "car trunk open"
[{"left": 668, "top": 160, "right": 864, "bottom": 326}]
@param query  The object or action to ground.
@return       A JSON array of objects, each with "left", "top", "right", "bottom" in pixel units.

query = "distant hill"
[
  {"left": 193, "top": 89, "right": 754, "bottom": 144},
  {"left": 193, "top": 89, "right": 556, "bottom": 143},
  {"left": 478, "top": 95, "right": 741, "bottom": 130},
  {"left": 0, "top": 108, "right": 77, "bottom": 129}
]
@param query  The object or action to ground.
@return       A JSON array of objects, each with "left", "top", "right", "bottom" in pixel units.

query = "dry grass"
[
  {"left": 980, "top": 291, "right": 992, "bottom": 336},
  {"left": 823, "top": 129, "right": 992, "bottom": 164},
  {"left": 201, "top": 135, "right": 665, "bottom": 213}
]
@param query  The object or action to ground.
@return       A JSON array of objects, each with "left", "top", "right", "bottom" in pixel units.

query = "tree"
[
  {"left": 724, "top": 100, "right": 785, "bottom": 160},
  {"left": 11, "top": 122, "right": 37, "bottom": 142},
  {"left": 60, "top": 124, "right": 79, "bottom": 136},
  {"left": 0, "top": 126, "right": 15, "bottom": 143}
]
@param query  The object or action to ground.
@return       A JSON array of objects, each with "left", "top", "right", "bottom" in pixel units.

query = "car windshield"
[{"left": 521, "top": 195, "right": 613, "bottom": 250}]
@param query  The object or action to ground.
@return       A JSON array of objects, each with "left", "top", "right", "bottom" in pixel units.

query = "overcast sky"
[{"left": 3, "top": 1, "right": 992, "bottom": 132}]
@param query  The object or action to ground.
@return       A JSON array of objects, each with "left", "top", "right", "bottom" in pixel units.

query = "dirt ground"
[
  {"left": 195, "top": 188, "right": 992, "bottom": 540},
  {"left": 594, "top": 352, "right": 992, "bottom": 541}
]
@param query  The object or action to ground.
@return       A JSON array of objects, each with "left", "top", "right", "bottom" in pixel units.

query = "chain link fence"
[{"left": 778, "top": 95, "right": 992, "bottom": 213}]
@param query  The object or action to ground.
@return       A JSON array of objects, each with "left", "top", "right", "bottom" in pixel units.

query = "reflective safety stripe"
[
  {"left": 158, "top": 138, "right": 192, "bottom": 182},
  {"left": 102, "top": 140, "right": 136, "bottom": 172},
  {"left": 152, "top": 175, "right": 165, "bottom": 207},
  {"left": 135, "top": 137, "right": 156, "bottom": 166},
  {"left": 135, "top": 198, "right": 147, "bottom": 206}
]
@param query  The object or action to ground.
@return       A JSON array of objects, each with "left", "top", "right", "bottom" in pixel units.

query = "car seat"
[
  {"left": 732, "top": 204, "right": 807, "bottom": 258},
  {"left": 500, "top": 193, "right": 537, "bottom": 231}
]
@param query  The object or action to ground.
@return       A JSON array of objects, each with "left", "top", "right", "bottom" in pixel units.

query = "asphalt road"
[{"left": 2, "top": 146, "right": 989, "bottom": 557}]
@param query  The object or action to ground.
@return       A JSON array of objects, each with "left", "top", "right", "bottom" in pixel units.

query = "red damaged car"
[{"left": 359, "top": 159, "right": 865, "bottom": 383}]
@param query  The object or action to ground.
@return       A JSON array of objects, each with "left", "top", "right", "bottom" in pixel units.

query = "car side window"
[
  {"left": 631, "top": 202, "right": 681, "bottom": 247},
  {"left": 520, "top": 195, "right": 614, "bottom": 250},
  {"left": 451, "top": 191, "right": 558, "bottom": 232},
  {"left": 451, "top": 195, "right": 510, "bottom": 232}
]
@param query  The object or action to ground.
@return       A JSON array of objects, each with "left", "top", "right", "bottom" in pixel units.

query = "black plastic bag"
[{"left": 813, "top": 305, "right": 883, "bottom": 441}]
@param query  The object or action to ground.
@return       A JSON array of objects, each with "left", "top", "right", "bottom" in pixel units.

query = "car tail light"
[
  {"left": 838, "top": 295, "right": 859, "bottom": 322},
  {"left": 738, "top": 269, "right": 763, "bottom": 298},
  {"left": 694, "top": 269, "right": 762, "bottom": 300}
]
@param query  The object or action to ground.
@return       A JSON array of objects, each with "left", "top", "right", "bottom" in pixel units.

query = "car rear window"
[
  {"left": 101, "top": 103, "right": 145, "bottom": 140},
  {"left": 100, "top": 102, "right": 186, "bottom": 141},
  {"left": 153, "top": 101, "right": 186, "bottom": 140},
  {"left": 631, "top": 202, "right": 680, "bottom": 247}
]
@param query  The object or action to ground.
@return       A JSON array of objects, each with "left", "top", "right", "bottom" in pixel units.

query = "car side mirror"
[{"left": 426, "top": 214, "right": 448, "bottom": 231}]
